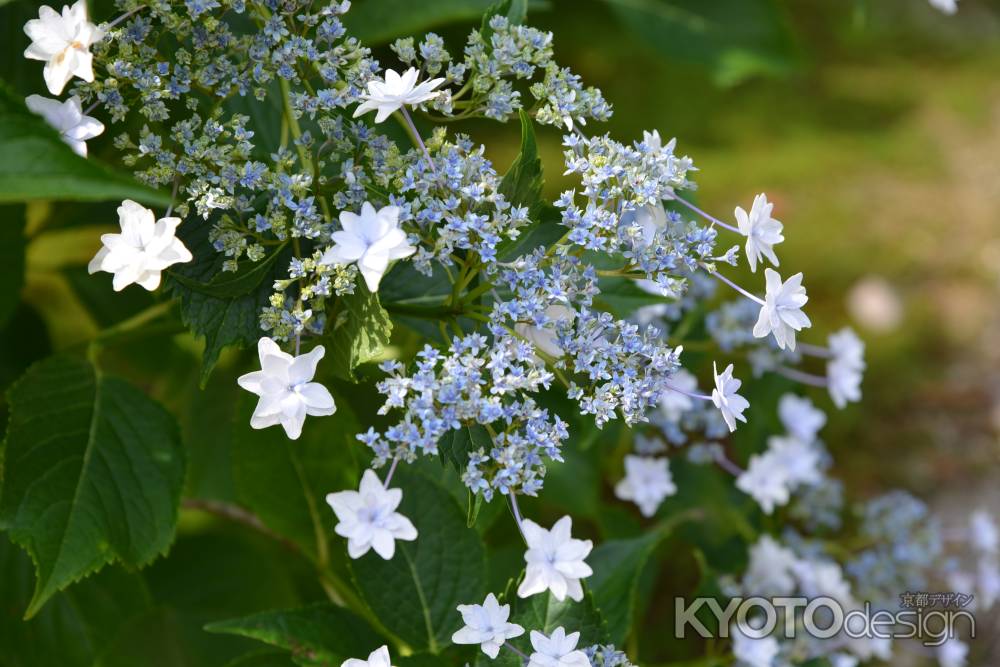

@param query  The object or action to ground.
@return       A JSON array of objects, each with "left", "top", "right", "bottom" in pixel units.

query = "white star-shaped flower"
[
  {"left": 735, "top": 193, "right": 783, "bottom": 273},
  {"left": 731, "top": 622, "right": 780, "bottom": 667},
  {"left": 237, "top": 337, "right": 336, "bottom": 440},
  {"left": 777, "top": 393, "right": 826, "bottom": 443},
  {"left": 828, "top": 327, "right": 865, "bottom": 370},
  {"left": 827, "top": 358, "right": 862, "bottom": 409},
  {"left": 87, "top": 199, "right": 192, "bottom": 291},
  {"left": 526, "top": 627, "right": 591, "bottom": 667},
  {"left": 518, "top": 515, "right": 593, "bottom": 602},
  {"left": 929, "top": 0, "right": 958, "bottom": 15},
  {"left": 25, "top": 94, "right": 103, "bottom": 157},
  {"left": 752, "top": 269, "right": 811, "bottom": 351},
  {"left": 711, "top": 362, "right": 750, "bottom": 432},
  {"left": 342, "top": 646, "right": 394, "bottom": 667},
  {"left": 451, "top": 593, "right": 525, "bottom": 658},
  {"left": 320, "top": 202, "right": 416, "bottom": 292},
  {"left": 23, "top": 0, "right": 102, "bottom": 95},
  {"left": 326, "top": 469, "right": 418, "bottom": 560},
  {"left": 743, "top": 535, "right": 799, "bottom": 596},
  {"left": 767, "top": 435, "right": 822, "bottom": 488},
  {"left": 514, "top": 305, "right": 575, "bottom": 358},
  {"left": 736, "top": 452, "right": 791, "bottom": 515},
  {"left": 353, "top": 67, "right": 445, "bottom": 123},
  {"left": 614, "top": 455, "right": 676, "bottom": 517}
]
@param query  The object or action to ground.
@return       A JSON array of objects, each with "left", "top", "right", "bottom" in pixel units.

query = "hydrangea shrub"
[{"left": 0, "top": 0, "right": 990, "bottom": 666}]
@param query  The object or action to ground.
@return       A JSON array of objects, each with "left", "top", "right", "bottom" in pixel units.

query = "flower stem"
[
  {"left": 672, "top": 195, "right": 740, "bottom": 233},
  {"left": 707, "top": 268, "right": 766, "bottom": 306},
  {"left": 663, "top": 381, "right": 713, "bottom": 402},
  {"left": 104, "top": 4, "right": 147, "bottom": 30},
  {"left": 383, "top": 457, "right": 399, "bottom": 488},
  {"left": 714, "top": 452, "right": 745, "bottom": 477},
  {"left": 399, "top": 105, "right": 435, "bottom": 173},
  {"left": 796, "top": 342, "right": 832, "bottom": 358},
  {"left": 507, "top": 492, "right": 528, "bottom": 545},
  {"left": 776, "top": 365, "right": 828, "bottom": 388},
  {"left": 504, "top": 642, "right": 529, "bottom": 661}
]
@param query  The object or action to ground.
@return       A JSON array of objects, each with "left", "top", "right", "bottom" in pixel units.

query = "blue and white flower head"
[
  {"left": 518, "top": 515, "right": 593, "bottom": 602},
  {"left": 320, "top": 202, "right": 416, "bottom": 292},
  {"left": 88, "top": 200, "right": 193, "bottom": 291},
  {"left": 527, "top": 627, "right": 591, "bottom": 667},
  {"left": 767, "top": 435, "right": 822, "bottom": 488},
  {"left": 730, "top": 622, "right": 780, "bottom": 667},
  {"left": 326, "top": 469, "right": 418, "bottom": 560},
  {"left": 711, "top": 362, "right": 750, "bottom": 432},
  {"left": 778, "top": 393, "right": 827, "bottom": 443},
  {"left": 237, "top": 338, "right": 336, "bottom": 440},
  {"left": 827, "top": 358, "right": 862, "bottom": 409},
  {"left": 353, "top": 67, "right": 445, "bottom": 123},
  {"left": 735, "top": 193, "right": 783, "bottom": 273},
  {"left": 614, "top": 455, "right": 676, "bottom": 517},
  {"left": 753, "top": 269, "right": 811, "bottom": 351},
  {"left": 514, "top": 304, "right": 576, "bottom": 358},
  {"left": 341, "top": 646, "right": 395, "bottom": 667},
  {"left": 23, "top": 0, "right": 102, "bottom": 95},
  {"left": 452, "top": 593, "right": 525, "bottom": 658},
  {"left": 25, "top": 94, "right": 103, "bottom": 157}
]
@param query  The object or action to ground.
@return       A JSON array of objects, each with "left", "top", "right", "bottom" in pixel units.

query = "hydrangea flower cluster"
[{"left": 26, "top": 2, "right": 956, "bottom": 665}]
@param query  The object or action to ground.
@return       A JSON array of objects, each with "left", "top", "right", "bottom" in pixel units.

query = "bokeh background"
[{"left": 2, "top": 0, "right": 1000, "bottom": 664}]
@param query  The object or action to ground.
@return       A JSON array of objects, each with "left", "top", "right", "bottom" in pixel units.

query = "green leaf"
[
  {"left": 438, "top": 423, "right": 491, "bottom": 473},
  {"left": 206, "top": 603, "right": 385, "bottom": 667},
  {"left": 232, "top": 391, "right": 362, "bottom": 560},
  {"left": 326, "top": 281, "right": 393, "bottom": 382},
  {"left": 350, "top": 468, "right": 487, "bottom": 653},
  {"left": 0, "top": 204, "right": 26, "bottom": 327},
  {"left": 0, "top": 535, "right": 152, "bottom": 667},
  {"left": 163, "top": 221, "right": 290, "bottom": 385},
  {"left": 499, "top": 110, "right": 543, "bottom": 213},
  {"left": 601, "top": 0, "right": 799, "bottom": 86},
  {"left": 0, "top": 355, "right": 185, "bottom": 618},
  {"left": 343, "top": 0, "right": 500, "bottom": 45},
  {"left": 496, "top": 204, "right": 566, "bottom": 262},
  {"left": 592, "top": 277, "right": 667, "bottom": 320},
  {"left": 0, "top": 85, "right": 170, "bottom": 205}
]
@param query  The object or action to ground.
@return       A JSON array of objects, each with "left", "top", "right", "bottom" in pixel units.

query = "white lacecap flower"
[
  {"left": 730, "top": 622, "right": 780, "bottom": 667},
  {"left": 969, "top": 510, "right": 999, "bottom": 555},
  {"left": 320, "top": 202, "right": 416, "bottom": 292},
  {"left": 752, "top": 269, "right": 811, "bottom": 351},
  {"left": 736, "top": 452, "right": 790, "bottom": 515},
  {"left": 87, "top": 199, "right": 193, "bottom": 291},
  {"left": 326, "top": 469, "right": 418, "bottom": 560},
  {"left": 237, "top": 338, "right": 336, "bottom": 439},
  {"left": 766, "top": 435, "right": 822, "bottom": 488},
  {"left": 977, "top": 556, "right": 1000, "bottom": 608},
  {"left": 735, "top": 193, "right": 783, "bottom": 274},
  {"left": 936, "top": 639, "right": 968, "bottom": 667},
  {"left": 790, "top": 558, "right": 854, "bottom": 606},
  {"left": 514, "top": 304, "right": 575, "bottom": 358},
  {"left": 827, "top": 358, "right": 862, "bottom": 409},
  {"left": 341, "top": 645, "right": 394, "bottom": 667},
  {"left": 526, "top": 627, "right": 591, "bottom": 667},
  {"left": 614, "top": 455, "right": 676, "bottom": 517},
  {"left": 451, "top": 593, "right": 525, "bottom": 658},
  {"left": 353, "top": 67, "right": 445, "bottom": 123},
  {"left": 659, "top": 368, "right": 697, "bottom": 421},
  {"left": 711, "top": 362, "right": 750, "bottom": 432},
  {"left": 742, "top": 535, "right": 799, "bottom": 597},
  {"left": 828, "top": 327, "right": 865, "bottom": 370},
  {"left": 929, "top": 0, "right": 958, "bottom": 15},
  {"left": 777, "top": 393, "right": 826, "bottom": 443},
  {"left": 23, "top": 0, "right": 102, "bottom": 96},
  {"left": 25, "top": 94, "right": 103, "bottom": 157},
  {"left": 518, "top": 515, "right": 593, "bottom": 602},
  {"left": 827, "top": 654, "right": 859, "bottom": 667}
]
